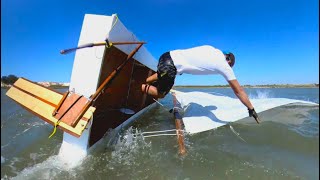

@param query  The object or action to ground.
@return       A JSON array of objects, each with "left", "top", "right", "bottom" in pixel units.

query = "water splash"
[
  {"left": 9, "top": 155, "right": 78, "bottom": 180},
  {"left": 111, "top": 127, "right": 151, "bottom": 161},
  {"left": 249, "top": 89, "right": 273, "bottom": 99},
  {"left": 57, "top": 141, "right": 87, "bottom": 168},
  {"left": 4, "top": 127, "right": 150, "bottom": 180}
]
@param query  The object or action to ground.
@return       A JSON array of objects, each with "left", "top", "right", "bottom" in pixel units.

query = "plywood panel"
[
  {"left": 6, "top": 78, "right": 96, "bottom": 137},
  {"left": 14, "top": 78, "right": 63, "bottom": 105}
]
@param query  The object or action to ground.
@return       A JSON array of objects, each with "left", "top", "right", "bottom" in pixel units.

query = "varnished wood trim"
[{"left": 53, "top": 91, "right": 69, "bottom": 116}]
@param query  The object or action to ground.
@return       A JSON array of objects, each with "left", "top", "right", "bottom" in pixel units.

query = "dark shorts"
[{"left": 157, "top": 52, "right": 177, "bottom": 96}]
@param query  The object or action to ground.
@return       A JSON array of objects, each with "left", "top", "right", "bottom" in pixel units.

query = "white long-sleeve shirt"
[{"left": 169, "top": 45, "right": 236, "bottom": 81}]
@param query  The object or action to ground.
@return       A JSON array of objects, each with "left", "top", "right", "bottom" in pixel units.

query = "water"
[{"left": 1, "top": 87, "right": 319, "bottom": 180}]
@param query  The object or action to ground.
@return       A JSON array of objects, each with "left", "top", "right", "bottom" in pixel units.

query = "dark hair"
[{"left": 226, "top": 52, "right": 235, "bottom": 67}]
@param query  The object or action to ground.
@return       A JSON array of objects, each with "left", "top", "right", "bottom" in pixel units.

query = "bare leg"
[
  {"left": 146, "top": 73, "right": 158, "bottom": 84},
  {"left": 141, "top": 84, "right": 165, "bottom": 99},
  {"left": 141, "top": 73, "right": 166, "bottom": 99}
]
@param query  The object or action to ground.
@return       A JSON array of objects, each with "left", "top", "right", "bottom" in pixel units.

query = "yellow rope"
[
  {"left": 107, "top": 41, "right": 113, "bottom": 48},
  {"left": 48, "top": 120, "right": 60, "bottom": 138}
]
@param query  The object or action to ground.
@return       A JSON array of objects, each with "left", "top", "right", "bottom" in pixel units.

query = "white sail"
[{"left": 171, "top": 90, "right": 318, "bottom": 134}]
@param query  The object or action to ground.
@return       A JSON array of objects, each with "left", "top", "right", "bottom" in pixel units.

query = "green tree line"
[{"left": 1, "top": 75, "right": 19, "bottom": 85}]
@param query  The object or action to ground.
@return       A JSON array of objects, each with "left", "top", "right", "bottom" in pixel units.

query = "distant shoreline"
[{"left": 1, "top": 81, "right": 69, "bottom": 89}]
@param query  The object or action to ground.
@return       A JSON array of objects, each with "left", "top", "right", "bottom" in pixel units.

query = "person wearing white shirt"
[{"left": 141, "top": 45, "right": 260, "bottom": 123}]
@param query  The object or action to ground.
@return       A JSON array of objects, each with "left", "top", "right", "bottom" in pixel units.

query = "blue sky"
[{"left": 1, "top": 0, "right": 319, "bottom": 85}]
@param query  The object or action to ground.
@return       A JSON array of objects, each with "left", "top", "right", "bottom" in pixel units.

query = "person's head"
[{"left": 224, "top": 52, "right": 235, "bottom": 67}]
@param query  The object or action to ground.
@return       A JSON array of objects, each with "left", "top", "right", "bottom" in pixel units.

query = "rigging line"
[
  {"left": 119, "top": 48, "right": 137, "bottom": 132},
  {"left": 123, "top": 54, "right": 136, "bottom": 110},
  {"left": 153, "top": 98, "right": 166, "bottom": 107},
  {"left": 153, "top": 98, "right": 183, "bottom": 112},
  {"left": 141, "top": 129, "right": 184, "bottom": 134},
  {"left": 229, "top": 124, "right": 247, "bottom": 143},
  {"left": 142, "top": 134, "right": 177, "bottom": 138},
  {"left": 122, "top": 29, "right": 140, "bottom": 111}
]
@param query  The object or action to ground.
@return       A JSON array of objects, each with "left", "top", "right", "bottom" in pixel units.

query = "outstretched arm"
[
  {"left": 228, "top": 79, "right": 253, "bottom": 109},
  {"left": 228, "top": 79, "right": 260, "bottom": 123}
]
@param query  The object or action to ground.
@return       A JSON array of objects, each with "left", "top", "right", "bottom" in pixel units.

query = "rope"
[
  {"left": 152, "top": 98, "right": 184, "bottom": 114},
  {"left": 152, "top": 98, "right": 174, "bottom": 112},
  {"left": 124, "top": 54, "right": 136, "bottom": 109},
  {"left": 153, "top": 98, "right": 167, "bottom": 107},
  {"left": 229, "top": 124, "right": 247, "bottom": 143},
  {"left": 141, "top": 129, "right": 184, "bottom": 134},
  {"left": 127, "top": 128, "right": 185, "bottom": 138},
  {"left": 119, "top": 34, "right": 137, "bottom": 132},
  {"left": 48, "top": 120, "right": 60, "bottom": 138},
  {"left": 153, "top": 98, "right": 171, "bottom": 113},
  {"left": 143, "top": 134, "right": 177, "bottom": 138}
]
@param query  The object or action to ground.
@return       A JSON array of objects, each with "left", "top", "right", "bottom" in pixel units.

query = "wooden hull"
[{"left": 88, "top": 46, "right": 155, "bottom": 146}]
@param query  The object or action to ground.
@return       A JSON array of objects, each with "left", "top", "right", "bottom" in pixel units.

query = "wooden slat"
[
  {"left": 54, "top": 93, "right": 88, "bottom": 126},
  {"left": 53, "top": 91, "right": 69, "bottom": 116},
  {"left": 13, "top": 78, "right": 63, "bottom": 106}
]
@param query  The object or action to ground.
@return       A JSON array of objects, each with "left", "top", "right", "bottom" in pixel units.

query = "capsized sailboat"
[
  {"left": 7, "top": 13, "right": 317, "bottom": 161},
  {"left": 6, "top": 14, "right": 158, "bottom": 151}
]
